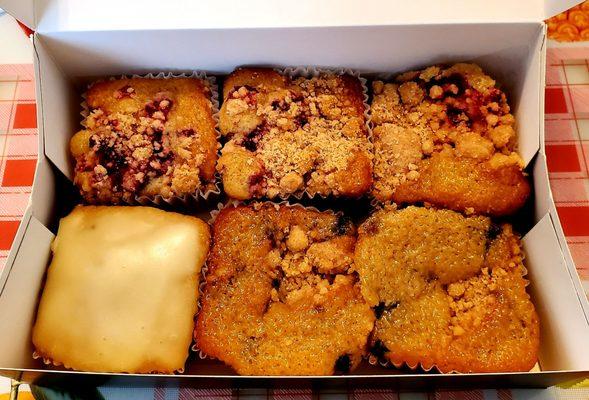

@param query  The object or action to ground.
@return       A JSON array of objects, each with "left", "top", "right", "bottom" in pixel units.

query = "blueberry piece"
[
  {"left": 335, "top": 215, "right": 353, "bottom": 236},
  {"left": 486, "top": 223, "right": 502, "bottom": 251},
  {"left": 487, "top": 223, "right": 502, "bottom": 241},
  {"left": 334, "top": 354, "right": 351, "bottom": 374},
  {"left": 373, "top": 302, "right": 385, "bottom": 319},
  {"left": 373, "top": 301, "right": 399, "bottom": 319},
  {"left": 371, "top": 340, "right": 389, "bottom": 358}
]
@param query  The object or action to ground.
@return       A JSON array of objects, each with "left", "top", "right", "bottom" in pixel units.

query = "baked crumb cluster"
[
  {"left": 217, "top": 68, "right": 373, "bottom": 200},
  {"left": 195, "top": 203, "right": 374, "bottom": 375},
  {"left": 70, "top": 78, "right": 218, "bottom": 203},
  {"left": 354, "top": 206, "right": 539, "bottom": 373},
  {"left": 370, "top": 63, "right": 530, "bottom": 216}
]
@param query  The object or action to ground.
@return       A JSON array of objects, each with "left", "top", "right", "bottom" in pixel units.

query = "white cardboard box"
[{"left": 0, "top": 0, "right": 588, "bottom": 389}]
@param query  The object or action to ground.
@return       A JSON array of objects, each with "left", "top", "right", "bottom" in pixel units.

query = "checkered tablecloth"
[
  {"left": 1, "top": 59, "right": 588, "bottom": 399},
  {"left": 0, "top": 63, "right": 35, "bottom": 270},
  {"left": 545, "top": 58, "right": 589, "bottom": 286}
]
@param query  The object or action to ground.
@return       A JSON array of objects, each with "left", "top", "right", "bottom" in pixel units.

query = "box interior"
[{"left": 0, "top": 22, "right": 588, "bottom": 380}]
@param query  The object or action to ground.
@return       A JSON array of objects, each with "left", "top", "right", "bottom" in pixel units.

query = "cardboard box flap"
[
  {"left": 523, "top": 213, "right": 589, "bottom": 370},
  {"left": 0, "top": 215, "right": 53, "bottom": 370},
  {"left": 546, "top": 0, "right": 585, "bottom": 19},
  {"left": 0, "top": 0, "right": 586, "bottom": 33},
  {"left": 0, "top": 0, "right": 35, "bottom": 30},
  {"left": 32, "top": 0, "right": 549, "bottom": 32}
]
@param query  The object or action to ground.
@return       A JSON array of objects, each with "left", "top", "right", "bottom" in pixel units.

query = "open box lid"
[{"left": 0, "top": 0, "right": 584, "bottom": 33}]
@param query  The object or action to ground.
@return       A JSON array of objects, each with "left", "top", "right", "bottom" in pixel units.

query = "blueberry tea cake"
[
  {"left": 217, "top": 68, "right": 373, "bottom": 200},
  {"left": 354, "top": 206, "right": 540, "bottom": 373},
  {"left": 370, "top": 63, "right": 530, "bottom": 216},
  {"left": 195, "top": 203, "right": 374, "bottom": 375},
  {"left": 70, "top": 77, "right": 219, "bottom": 203}
]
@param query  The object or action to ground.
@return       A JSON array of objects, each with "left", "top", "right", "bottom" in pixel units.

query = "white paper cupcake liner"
[
  {"left": 32, "top": 351, "right": 185, "bottom": 374},
  {"left": 79, "top": 71, "right": 222, "bottom": 207},
  {"left": 366, "top": 351, "right": 441, "bottom": 373}
]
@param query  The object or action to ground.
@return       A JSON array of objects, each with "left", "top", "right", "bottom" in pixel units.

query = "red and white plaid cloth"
[
  {"left": 0, "top": 63, "right": 36, "bottom": 270},
  {"left": 1, "top": 59, "right": 588, "bottom": 399},
  {"left": 545, "top": 58, "right": 589, "bottom": 285}
]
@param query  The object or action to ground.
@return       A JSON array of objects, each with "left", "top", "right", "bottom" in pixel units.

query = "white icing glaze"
[{"left": 32, "top": 206, "right": 210, "bottom": 373}]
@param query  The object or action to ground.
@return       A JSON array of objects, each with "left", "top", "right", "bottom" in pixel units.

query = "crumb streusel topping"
[
  {"left": 370, "top": 63, "right": 529, "bottom": 216},
  {"left": 70, "top": 78, "right": 218, "bottom": 203},
  {"left": 218, "top": 69, "right": 373, "bottom": 200}
]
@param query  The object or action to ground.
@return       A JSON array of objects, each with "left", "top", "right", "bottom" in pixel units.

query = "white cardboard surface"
[
  {"left": 546, "top": 0, "right": 585, "bottom": 19},
  {"left": 0, "top": 216, "right": 53, "bottom": 370},
  {"left": 523, "top": 213, "right": 589, "bottom": 370},
  {"left": 34, "top": 35, "right": 78, "bottom": 182},
  {"left": 533, "top": 153, "right": 552, "bottom": 221},
  {"left": 0, "top": 0, "right": 585, "bottom": 33},
  {"left": 0, "top": 0, "right": 34, "bottom": 30}
]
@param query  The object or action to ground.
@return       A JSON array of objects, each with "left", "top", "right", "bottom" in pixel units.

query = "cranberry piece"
[
  {"left": 114, "top": 85, "right": 135, "bottom": 99},
  {"left": 295, "top": 114, "right": 308, "bottom": 128},
  {"left": 248, "top": 171, "right": 266, "bottom": 196},
  {"left": 446, "top": 106, "right": 465, "bottom": 125},
  {"left": 144, "top": 97, "right": 173, "bottom": 119},
  {"left": 241, "top": 125, "right": 267, "bottom": 152},
  {"left": 430, "top": 73, "right": 469, "bottom": 96},
  {"left": 178, "top": 128, "right": 195, "bottom": 137}
]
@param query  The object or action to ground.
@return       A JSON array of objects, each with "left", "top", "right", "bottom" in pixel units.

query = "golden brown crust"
[
  {"left": 222, "top": 68, "right": 287, "bottom": 98},
  {"left": 392, "top": 152, "right": 530, "bottom": 216},
  {"left": 195, "top": 203, "right": 374, "bottom": 375},
  {"left": 217, "top": 68, "right": 373, "bottom": 200},
  {"left": 370, "top": 63, "right": 530, "bottom": 216},
  {"left": 355, "top": 206, "right": 540, "bottom": 373},
  {"left": 72, "top": 77, "right": 218, "bottom": 203},
  {"left": 333, "top": 151, "right": 373, "bottom": 197}
]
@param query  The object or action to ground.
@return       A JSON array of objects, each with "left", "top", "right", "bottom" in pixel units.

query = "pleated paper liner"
[
  {"left": 32, "top": 350, "right": 185, "bottom": 374},
  {"left": 79, "top": 71, "right": 222, "bottom": 208},
  {"left": 366, "top": 353, "right": 540, "bottom": 374}
]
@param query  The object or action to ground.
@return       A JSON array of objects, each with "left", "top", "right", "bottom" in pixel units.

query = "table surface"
[{"left": 0, "top": 12, "right": 588, "bottom": 400}]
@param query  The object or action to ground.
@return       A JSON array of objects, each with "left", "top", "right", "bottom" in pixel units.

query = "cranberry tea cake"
[
  {"left": 217, "top": 68, "right": 373, "bottom": 200},
  {"left": 70, "top": 77, "right": 218, "bottom": 203},
  {"left": 370, "top": 63, "right": 530, "bottom": 216}
]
